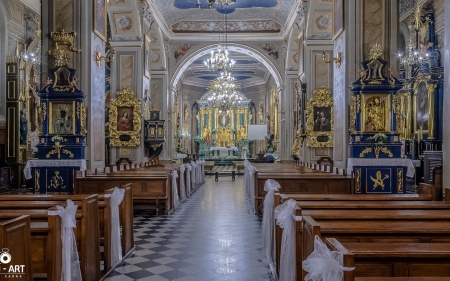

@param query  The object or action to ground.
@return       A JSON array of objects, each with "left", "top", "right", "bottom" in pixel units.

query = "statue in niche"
[
  {"left": 239, "top": 126, "right": 246, "bottom": 140},
  {"left": 365, "top": 98, "right": 385, "bottom": 132},
  {"left": 202, "top": 126, "right": 210, "bottom": 142},
  {"left": 371, "top": 63, "right": 379, "bottom": 79},
  {"left": 20, "top": 107, "right": 27, "bottom": 144}
]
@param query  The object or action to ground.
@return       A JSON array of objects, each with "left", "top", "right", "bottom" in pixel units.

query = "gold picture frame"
[
  {"left": 361, "top": 94, "right": 391, "bottom": 133},
  {"left": 109, "top": 88, "right": 142, "bottom": 147},
  {"left": 144, "top": 35, "right": 151, "bottom": 79},
  {"left": 94, "top": 0, "right": 107, "bottom": 41},
  {"left": 49, "top": 101, "right": 76, "bottom": 135},
  {"left": 413, "top": 76, "right": 436, "bottom": 139},
  {"left": 305, "top": 87, "right": 334, "bottom": 147}
]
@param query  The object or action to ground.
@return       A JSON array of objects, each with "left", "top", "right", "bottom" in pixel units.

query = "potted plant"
[
  {"left": 51, "top": 134, "right": 64, "bottom": 146},
  {"left": 371, "top": 132, "right": 390, "bottom": 158}
]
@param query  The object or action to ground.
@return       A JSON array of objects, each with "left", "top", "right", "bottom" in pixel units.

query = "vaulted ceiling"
[{"left": 149, "top": 0, "right": 300, "bottom": 40}]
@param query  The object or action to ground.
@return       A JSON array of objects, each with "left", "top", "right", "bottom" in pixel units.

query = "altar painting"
[
  {"left": 49, "top": 101, "right": 75, "bottom": 135},
  {"left": 362, "top": 94, "right": 391, "bottom": 132}
]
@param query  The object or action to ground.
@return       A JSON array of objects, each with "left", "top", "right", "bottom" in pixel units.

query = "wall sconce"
[
  {"left": 322, "top": 51, "right": 342, "bottom": 68},
  {"left": 95, "top": 44, "right": 115, "bottom": 66}
]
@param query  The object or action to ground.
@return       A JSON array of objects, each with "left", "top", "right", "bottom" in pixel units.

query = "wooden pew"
[
  {"left": 0, "top": 215, "right": 33, "bottom": 281},
  {"left": 356, "top": 278, "right": 450, "bottom": 281},
  {"left": 0, "top": 195, "right": 100, "bottom": 281},
  {"left": 326, "top": 238, "right": 450, "bottom": 279},
  {"left": 0, "top": 188, "right": 134, "bottom": 277}
]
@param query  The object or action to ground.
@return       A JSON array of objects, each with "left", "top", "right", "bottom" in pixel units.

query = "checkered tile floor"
[{"left": 105, "top": 175, "right": 271, "bottom": 281}]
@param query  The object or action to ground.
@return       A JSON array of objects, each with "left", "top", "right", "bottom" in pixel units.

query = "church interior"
[{"left": 1, "top": 0, "right": 450, "bottom": 280}]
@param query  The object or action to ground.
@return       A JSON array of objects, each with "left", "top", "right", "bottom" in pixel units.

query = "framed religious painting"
[
  {"left": 413, "top": 77, "right": 436, "bottom": 137},
  {"left": 109, "top": 88, "right": 141, "bottom": 147},
  {"left": 332, "top": 0, "right": 344, "bottom": 40},
  {"left": 361, "top": 94, "right": 391, "bottom": 133},
  {"left": 94, "top": 0, "right": 107, "bottom": 41},
  {"left": 144, "top": 35, "right": 151, "bottom": 78},
  {"left": 305, "top": 87, "right": 334, "bottom": 147},
  {"left": 49, "top": 101, "right": 76, "bottom": 135}
]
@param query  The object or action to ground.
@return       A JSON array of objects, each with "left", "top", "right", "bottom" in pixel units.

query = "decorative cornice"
[{"left": 140, "top": 0, "right": 152, "bottom": 24}]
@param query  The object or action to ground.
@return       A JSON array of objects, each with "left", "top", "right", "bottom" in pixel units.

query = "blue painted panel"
[
  {"left": 174, "top": 0, "right": 278, "bottom": 14},
  {"left": 33, "top": 167, "right": 79, "bottom": 194},
  {"left": 353, "top": 166, "right": 406, "bottom": 194}
]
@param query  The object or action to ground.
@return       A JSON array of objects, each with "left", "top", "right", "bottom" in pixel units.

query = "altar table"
[{"left": 210, "top": 147, "right": 238, "bottom": 158}]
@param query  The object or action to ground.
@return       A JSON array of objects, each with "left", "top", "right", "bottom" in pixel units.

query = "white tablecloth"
[
  {"left": 24, "top": 159, "right": 87, "bottom": 180},
  {"left": 210, "top": 147, "right": 238, "bottom": 151},
  {"left": 347, "top": 158, "right": 415, "bottom": 178}
]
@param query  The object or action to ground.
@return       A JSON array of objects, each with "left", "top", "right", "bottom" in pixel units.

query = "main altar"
[{"left": 195, "top": 91, "right": 251, "bottom": 159}]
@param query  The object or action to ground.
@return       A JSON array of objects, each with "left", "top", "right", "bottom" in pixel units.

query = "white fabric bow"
[
  {"left": 179, "top": 166, "right": 186, "bottom": 201},
  {"left": 191, "top": 162, "right": 197, "bottom": 188},
  {"left": 107, "top": 187, "right": 125, "bottom": 267},
  {"left": 172, "top": 170, "right": 180, "bottom": 209},
  {"left": 186, "top": 164, "right": 192, "bottom": 196},
  {"left": 261, "top": 179, "right": 281, "bottom": 267},
  {"left": 303, "top": 235, "right": 354, "bottom": 281},
  {"left": 247, "top": 166, "right": 256, "bottom": 207},
  {"left": 48, "top": 199, "right": 82, "bottom": 281},
  {"left": 274, "top": 199, "right": 297, "bottom": 281}
]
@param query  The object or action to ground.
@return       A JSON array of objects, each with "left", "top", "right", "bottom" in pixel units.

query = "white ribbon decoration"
[
  {"left": 196, "top": 160, "right": 201, "bottom": 184},
  {"left": 106, "top": 187, "right": 125, "bottom": 267},
  {"left": 274, "top": 199, "right": 297, "bottom": 281},
  {"left": 48, "top": 199, "right": 82, "bottom": 281},
  {"left": 248, "top": 165, "right": 256, "bottom": 208},
  {"left": 179, "top": 165, "right": 186, "bottom": 201},
  {"left": 172, "top": 170, "right": 181, "bottom": 209},
  {"left": 186, "top": 164, "right": 192, "bottom": 197},
  {"left": 261, "top": 179, "right": 281, "bottom": 268},
  {"left": 200, "top": 160, "right": 205, "bottom": 182},
  {"left": 303, "top": 235, "right": 355, "bottom": 281},
  {"left": 191, "top": 162, "right": 197, "bottom": 189},
  {"left": 243, "top": 160, "right": 250, "bottom": 198}
]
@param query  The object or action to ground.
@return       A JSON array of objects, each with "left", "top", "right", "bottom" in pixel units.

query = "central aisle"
[{"left": 105, "top": 175, "right": 272, "bottom": 281}]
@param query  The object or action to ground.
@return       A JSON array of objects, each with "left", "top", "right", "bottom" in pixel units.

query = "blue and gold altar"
[
  {"left": 348, "top": 44, "right": 412, "bottom": 194},
  {"left": 25, "top": 43, "right": 87, "bottom": 194},
  {"left": 195, "top": 91, "right": 251, "bottom": 159}
]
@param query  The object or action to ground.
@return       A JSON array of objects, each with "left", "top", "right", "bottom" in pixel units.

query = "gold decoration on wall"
[
  {"left": 413, "top": 76, "right": 436, "bottom": 139},
  {"left": 393, "top": 94, "right": 402, "bottom": 134},
  {"left": 305, "top": 87, "right": 334, "bottom": 147},
  {"left": 350, "top": 96, "right": 357, "bottom": 134},
  {"left": 368, "top": 44, "right": 383, "bottom": 61},
  {"left": 50, "top": 29, "right": 82, "bottom": 54},
  {"left": 371, "top": 171, "right": 389, "bottom": 190},
  {"left": 359, "top": 147, "right": 372, "bottom": 158},
  {"left": 79, "top": 102, "right": 87, "bottom": 136},
  {"left": 109, "top": 88, "right": 142, "bottom": 147},
  {"left": 49, "top": 171, "right": 66, "bottom": 189},
  {"left": 151, "top": 143, "right": 163, "bottom": 150},
  {"left": 397, "top": 168, "right": 403, "bottom": 193}
]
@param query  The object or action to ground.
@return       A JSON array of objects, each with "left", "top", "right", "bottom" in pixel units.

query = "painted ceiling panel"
[{"left": 174, "top": 0, "right": 279, "bottom": 14}]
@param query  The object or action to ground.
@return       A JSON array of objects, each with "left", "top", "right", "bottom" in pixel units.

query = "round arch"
[{"left": 170, "top": 43, "right": 283, "bottom": 88}]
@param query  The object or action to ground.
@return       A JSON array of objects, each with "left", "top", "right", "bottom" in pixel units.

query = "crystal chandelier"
[
  {"left": 206, "top": 72, "right": 247, "bottom": 110},
  {"left": 204, "top": 4, "right": 235, "bottom": 71}
]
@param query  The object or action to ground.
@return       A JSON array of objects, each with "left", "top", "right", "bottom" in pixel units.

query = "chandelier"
[
  {"left": 206, "top": 72, "right": 247, "bottom": 110},
  {"left": 203, "top": 4, "right": 235, "bottom": 72}
]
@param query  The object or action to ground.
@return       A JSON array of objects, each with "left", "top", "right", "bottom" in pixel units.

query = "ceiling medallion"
[{"left": 194, "top": 0, "right": 237, "bottom": 9}]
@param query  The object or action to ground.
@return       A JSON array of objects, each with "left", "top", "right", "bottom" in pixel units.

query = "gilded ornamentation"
[
  {"left": 305, "top": 87, "right": 334, "bottom": 148},
  {"left": 49, "top": 29, "right": 82, "bottom": 54},
  {"left": 49, "top": 171, "right": 66, "bottom": 189},
  {"left": 397, "top": 168, "right": 403, "bottom": 193},
  {"left": 355, "top": 168, "right": 361, "bottom": 193},
  {"left": 38, "top": 103, "right": 47, "bottom": 135},
  {"left": 368, "top": 44, "right": 383, "bottom": 61},
  {"left": 370, "top": 171, "right": 389, "bottom": 190},
  {"left": 46, "top": 145, "right": 74, "bottom": 159},
  {"left": 355, "top": 136, "right": 361, "bottom": 142},
  {"left": 359, "top": 147, "right": 372, "bottom": 158},
  {"left": 78, "top": 102, "right": 87, "bottom": 136},
  {"left": 375, "top": 145, "right": 394, "bottom": 158},
  {"left": 349, "top": 96, "right": 357, "bottom": 134},
  {"left": 35, "top": 170, "right": 40, "bottom": 193},
  {"left": 109, "top": 88, "right": 142, "bottom": 147},
  {"left": 362, "top": 94, "right": 391, "bottom": 132},
  {"left": 150, "top": 143, "right": 162, "bottom": 150},
  {"left": 393, "top": 94, "right": 402, "bottom": 134},
  {"left": 413, "top": 76, "right": 436, "bottom": 139},
  {"left": 394, "top": 136, "right": 399, "bottom": 142}
]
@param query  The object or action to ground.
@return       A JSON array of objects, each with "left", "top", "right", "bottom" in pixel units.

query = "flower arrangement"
[
  {"left": 373, "top": 132, "right": 388, "bottom": 144},
  {"left": 51, "top": 134, "right": 64, "bottom": 144}
]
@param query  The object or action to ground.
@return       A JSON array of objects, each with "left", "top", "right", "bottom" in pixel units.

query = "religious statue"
[
  {"left": 258, "top": 104, "right": 264, "bottom": 123},
  {"left": 365, "top": 98, "right": 385, "bottom": 132},
  {"left": 202, "top": 126, "right": 210, "bottom": 142},
  {"left": 239, "top": 126, "right": 246, "bottom": 140},
  {"left": 20, "top": 107, "right": 27, "bottom": 144}
]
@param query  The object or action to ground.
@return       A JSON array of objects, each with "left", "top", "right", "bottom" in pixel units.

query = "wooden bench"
[
  {"left": 327, "top": 238, "right": 450, "bottom": 279},
  {"left": 0, "top": 215, "right": 33, "bottom": 281},
  {"left": 204, "top": 161, "right": 215, "bottom": 173},
  {"left": 0, "top": 196, "right": 100, "bottom": 281}
]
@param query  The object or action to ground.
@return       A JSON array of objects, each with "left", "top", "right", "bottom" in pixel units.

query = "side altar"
[
  {"left": 24, "top": 46, "right": 87, "bottom": 194},
  {"left": 348, "top": 44, "right": 412, "bottom": 194},
  {"left": 194, "top": 92, "right": 252, "bottom": 159}
]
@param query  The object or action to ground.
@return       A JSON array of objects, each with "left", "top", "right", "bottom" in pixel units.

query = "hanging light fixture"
[
  {"left": 206, "top": 72, "right": 248, "bottom": 110},
  {"left": 204, "top": 5, "right": 235, "bottom": 72}
]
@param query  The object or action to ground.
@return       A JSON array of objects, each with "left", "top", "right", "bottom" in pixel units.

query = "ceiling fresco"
[{"left": 152, "top": 0, "right": 297, "bottom": 34}]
